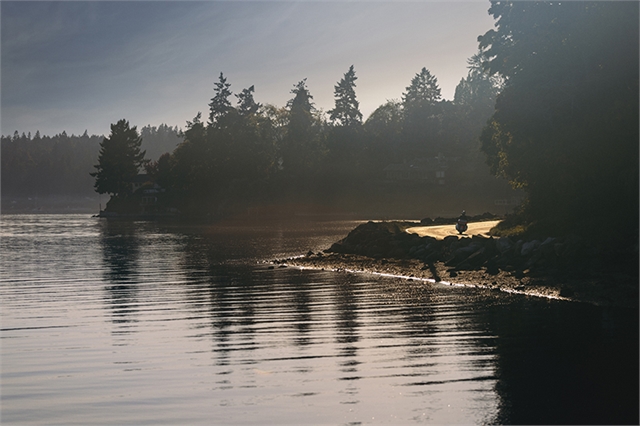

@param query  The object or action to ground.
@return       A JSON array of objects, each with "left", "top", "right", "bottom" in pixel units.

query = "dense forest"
[
  {"left": 130, "top": 59, "right": 506, "bottom": 218},
  {"left": 4, "top": 54, "right": 511, "bottom": 217},
  {"left": 1, "top": 125, "right": 181, "bottom": 212},
  {"left": 478, "top": 1, "right": 638, "bottom": 241}
]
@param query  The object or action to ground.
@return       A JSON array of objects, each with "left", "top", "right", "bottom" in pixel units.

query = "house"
[
  {"left": 131, "top": 174, "right": 165, "bottom": 213},
  {"left": 131, "top": 174, "right": 152, "bottom": 193}
]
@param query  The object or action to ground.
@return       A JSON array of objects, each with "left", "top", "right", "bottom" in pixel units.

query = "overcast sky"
[{"left": 1, "top": 1, "right": 496, "bottom": 137}]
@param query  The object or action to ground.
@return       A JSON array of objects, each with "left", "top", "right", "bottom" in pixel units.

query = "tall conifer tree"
[
  {"left": 91, "top": 119, "right": 145, "bottom": 197},
  {"left": 329, "top": 65, "right": 362, "bottom": 127},
  {"left": 208, "top": 72, "right": 233, "bottom": 127}
]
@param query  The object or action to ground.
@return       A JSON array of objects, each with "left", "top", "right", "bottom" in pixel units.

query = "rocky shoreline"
[{"left": 274, "top": 220, "right": 639, "bottom": 308}]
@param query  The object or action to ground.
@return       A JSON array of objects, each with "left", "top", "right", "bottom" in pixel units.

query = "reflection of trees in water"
[
  {"left": 485, "top": 301, "right": 639, "bottom": 425},
  {"left": 100, "top": 221, "right": 139, "bottom": 281},
  {"left": 177, "top": 235, "right": 259, "bottom": 368},
  {"left": 168, "top": 225, "right": 633, "bottom": 423},
  {"left": 99, "top": 220, "right": 140, "bottom": 327},
  {"left": 333, "top": 275, "right": 362, "bottom": 405},
  {"left": 334, "top": 276, "right": 360, "bottom": 363},
  {"left": 290, "top": 272, "right": 313, "bottom": 348},
  {"left": 206, "top": 271, "right": 259, "bottom": 369}
]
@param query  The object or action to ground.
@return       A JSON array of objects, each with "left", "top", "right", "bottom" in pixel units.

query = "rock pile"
[
  {"left": 281, "top": 220, "right": 637, "bottom": 307},
  {"left": 326, "top": 221, "right": 609, "bottom": 280}
]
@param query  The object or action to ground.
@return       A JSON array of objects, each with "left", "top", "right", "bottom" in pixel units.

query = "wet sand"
[{"left": 406, "top": 220, "right": 500, "bottom": 239}]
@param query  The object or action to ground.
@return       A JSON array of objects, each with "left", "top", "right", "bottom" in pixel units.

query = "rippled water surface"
[{"left": 1, "top": 214, "right": 637, "bottom": 425}]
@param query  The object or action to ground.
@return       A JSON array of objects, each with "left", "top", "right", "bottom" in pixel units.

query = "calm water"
[{"left": 1, "top": 214, "right": 637, "bottom": 425}]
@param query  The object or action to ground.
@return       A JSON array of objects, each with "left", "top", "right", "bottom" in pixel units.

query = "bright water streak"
[{"left": 1, "top": 214, "right": 637, "bottom": 425}]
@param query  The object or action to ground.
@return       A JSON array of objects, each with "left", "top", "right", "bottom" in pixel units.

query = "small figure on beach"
[{"left": 456, "top": 210, "right": 469, "bottom": 234}]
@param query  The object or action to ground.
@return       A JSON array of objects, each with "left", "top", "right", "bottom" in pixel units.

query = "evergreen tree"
[
  {"left": 478, "top": 1, "right": 639, "bottom": 237},
  {"left": 236, "top": 85, "right": 261, "bottom": 117},
  {"left": 401, "top": 68, "right": 445, "bottom": 156},
  {"left": 454, "top": 53, "right": 501, "bottom": 111},
  {"left": 329, "top": 65, "right": 362, "bottom": 127},
  {"left": 91, "top": 119, "right": 146, "bottom": 197},
  {"left": 287, "top": 79, "right": 315, "bottom": 129},
  {"left": 282, "top": 79, "right": 323, "bottom": 178},
  {"left": 208, "top": 72, "right": 233, "bottom": 127},
  {"left": 449, "top": 52, "right": 503, "bottom": 161},
  {"left": 363, "top": 100, "right": 404, "bottom": 166},
  {"left": 402, "top": 67, "right": 441, "bottom": 112}
]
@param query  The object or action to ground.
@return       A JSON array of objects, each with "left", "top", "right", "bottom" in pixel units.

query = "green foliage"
[
  {"left": 479, "top": 1, "right": 639, "bottom": 236},
  {"left": 91, "top": 119, "right": 146, "bottom": 197}
]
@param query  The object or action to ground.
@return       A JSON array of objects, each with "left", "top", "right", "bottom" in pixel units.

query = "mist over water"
[{"left": 1, "top": 215, "right": 637, "bottom": 425}]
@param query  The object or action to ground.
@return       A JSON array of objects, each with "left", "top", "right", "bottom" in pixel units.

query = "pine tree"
[
  {"left": 208, "top": 72, "right": 233, "bottom": 126},
  {"left": 236, "top": 85, "right": 261, "bottom": 116},
  {"left": 91, "top": 119, "right": 146, "bottom": 197},
  {"left": 282, "top": 79, "right": 322, "bottom": 176},
  {"left": 454, "top": 53, "right": 501, "bottom": 110},
  {"left": 287, "top": 79, "right": 315, "bottom": 139},
  {"left": 329, "top": 65, "right": 362, "bottom": 127},
  {"left": 402, "top": 67, "right": 441, "bottom": 112},
  {"left": 401, "top": 68, "right": 444, "bottom": 156}
]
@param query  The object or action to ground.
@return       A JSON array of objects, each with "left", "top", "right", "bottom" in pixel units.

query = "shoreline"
[
  {"left": 273, "top": 219, "right": 638, "bottom": 309},
  {"left": 279, "top": 253, "right": 637, "bottom": 308}
]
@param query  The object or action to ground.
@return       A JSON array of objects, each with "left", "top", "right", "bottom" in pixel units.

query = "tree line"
[
  {"left": 1, "top": 124, "right": 181, "bottom": 199},
  {"left": 92, "top": 58, "right": 502, "bottom": 216}
]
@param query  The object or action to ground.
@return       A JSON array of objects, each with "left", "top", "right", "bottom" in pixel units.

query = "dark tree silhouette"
[
  {"left": 402, "top": 67, "right": 441, "bottom": 111},
  {"left": 329, "top": 65, "right": 362, "bottom": 127},
  {"left": 454, "top": 53, "right": 501, "bottom": 112},
  {"left": 91, "top": 119, "right": 146, "bottom": 197},
  {"left": 1, "top": 130, "right": 102, "bottom": 198},
  {"left": 479, "top": 1, "right": 639, "bottom": 237},
  {"left": 208, "top": 72, "right": 233, "bottom": 127},
  {"left": 401, "top": 67, "right": 445, "bottom": 157},
  {"left": 236, "top": 85, "right": 261, "bottom": 117},
  {"left": 449, "top": 52, "right": 503, "bottom": 161},
  {"left": 282, "top": 79, "right": 324, "bottom": 178}
]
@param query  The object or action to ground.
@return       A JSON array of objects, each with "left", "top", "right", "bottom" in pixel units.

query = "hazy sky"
[{"left": 2, "top": 1, "right": 496, "bottom": 137}]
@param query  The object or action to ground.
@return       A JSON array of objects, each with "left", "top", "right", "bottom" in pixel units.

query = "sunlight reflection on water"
[{"left": 1, "top": 214, "right": 636, "bottom": 425}]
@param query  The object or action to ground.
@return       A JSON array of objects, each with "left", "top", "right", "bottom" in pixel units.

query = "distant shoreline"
[{"left": 1, "top": 195, "right": 109, "bottom": 215}]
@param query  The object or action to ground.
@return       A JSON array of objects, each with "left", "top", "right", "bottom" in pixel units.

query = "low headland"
[{"left": 275, "top": 214, "right": 639, "bottom": 308}]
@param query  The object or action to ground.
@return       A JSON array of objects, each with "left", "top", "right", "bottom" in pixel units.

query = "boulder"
[
  {"left": 521, "top": 240, "right": 540, "bottom": 256},
  {"left": 496, "top": 237, "right": 513, "bottom": 253}
]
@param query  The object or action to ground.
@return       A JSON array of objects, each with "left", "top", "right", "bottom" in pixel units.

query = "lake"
[{"left": 1, "top": 214, "right": 637, "bottom": 425}]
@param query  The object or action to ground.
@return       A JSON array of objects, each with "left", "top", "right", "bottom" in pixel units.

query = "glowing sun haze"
[{"left": 1, "top": 1, "right": 496, "bottom": 137}]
